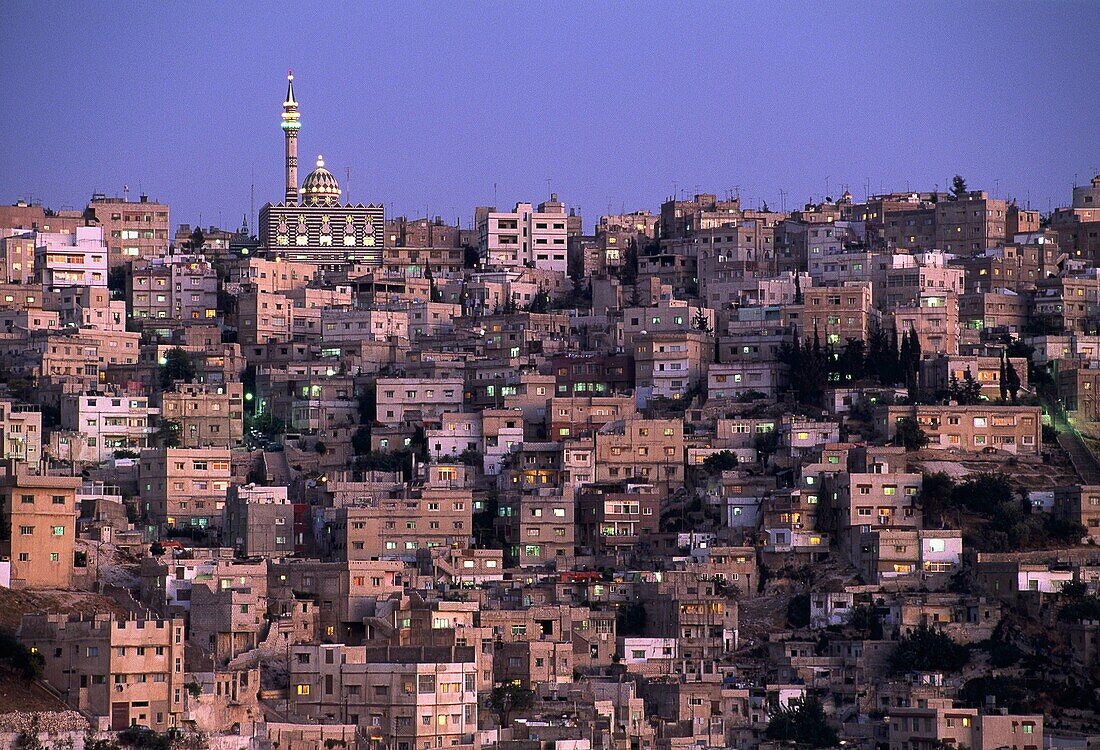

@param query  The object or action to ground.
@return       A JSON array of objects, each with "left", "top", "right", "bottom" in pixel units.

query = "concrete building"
[
  {"left": 0, "top": 399, "right": 42, "bottom": 465},
  {"left": 890, "top": 291, "right": 960, "bottom": 356},
  {"left": 128, "top": 253, "right": 219, "bottom": 323},
  {"left": 19, "top": 612, "right": 186, "bottom": 731},
  {"left": 478, "top": 195, "right": 570, "bottom": 271},
  {"left": 325, "top": 489, "right": 474, "bottom": 562},
  {"left": 0, "top": 460, "right": 81, "bottom": 589},
  {"left": 376, "top": 377, "right": 464, "bottom": 426},
  {"left": 0, "top": 230, "right": 36, "bottom": 283},
  {"left": 1053, "top": 485, "right": 1100, "bottom": 541},
  {"left": 60, "top": 389, "right": 156, "bottom": 463},
  {"left": 935, "top": 191, "right": 1009, "bottom": 255},
  {"left": 138, "top": 447, "right": 232, "bottom": 534},
  {"left": 784, "top": 281, "right": 876, "bottom": 346},
  {"left": 160, "top": 381, "right": 245, "bottom": 448},
  {"left": 35, "top": 226, "right": 109, "bottom": 288},
  {"left": 594, "top": 419, "right": 684, "bottom": 494},
  {"left": 287, "top": 643, "right": 478, "bottom": 750},
  {"left": 1058, "top": 360, "right": 1100, "bottom": 421},
  {"left": 84, "top": 192, "right": 171, "bottom": 267},
  {"left": 888, "top": 705, "right": 1042, "bottom": 750},
  {"left": 576, "top": 481, "right": 660, "bottom": 559},
  {"left": 223, "top": 483, "right": 295, "bottom": 557},
  {"left": 876, "top": 405, "right": 1041, "bottom": 455}
]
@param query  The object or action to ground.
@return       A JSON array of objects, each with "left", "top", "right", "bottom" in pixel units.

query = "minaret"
[{"left": 281, "top": 69, "right": 301, "bottom": 205}]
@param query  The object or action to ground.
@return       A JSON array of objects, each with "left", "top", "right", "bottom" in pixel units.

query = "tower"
[{"left": 281, "top": 69, "right": 300, "bottom": 205}]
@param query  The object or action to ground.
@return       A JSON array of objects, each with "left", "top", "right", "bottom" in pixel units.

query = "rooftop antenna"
[
  {"left": 346, "top": 166, "right": 351, "bottom": 205},
  {"left": 825, "top": 176, "right": 831, "bottom": 198},
  {"left": 123, "top": 184, "right": 129, "bottom": 201},
  {"left": 546, "top": 178, "right": 552, "bottom": 198},
  {"left": 994, "top": 178, "right": 1000, "bottom": 199},
  {"left": 733, "top": 185, "right": 742, "bottom": 202},
  {"left": 493, "top": 182, "right": 498, "bottom": 208},
  {"left": 250, "top": 167, "right": 255, "bottom": 236},
  {"left": 779, "top": 189, "right": 788, "bottom": 213}
]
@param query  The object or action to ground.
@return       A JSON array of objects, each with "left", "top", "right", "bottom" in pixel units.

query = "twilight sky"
[{"left": 1, "top": 2, "right": 1098, "bottom": 233}]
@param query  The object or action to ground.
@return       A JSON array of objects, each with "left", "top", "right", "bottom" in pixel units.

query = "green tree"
[
  {"left": 1004, "top": 357, "right": 1022, "bottom": 403},
  {"left": 764, "top": 694, "right": 839, "bottom": 748},
  {"left": 692, "top": 308, "right": 712, "bottom": 334},
  {"left": 787, "top": 593, "right": 811, "bottom": 628},
  {"left": 616, "top": 602, "right": 648, "bottom": 636},
  {"left": 188, "top": 227, "right": 206, "bottom": 252},
  {"left": 919, "top": 471, "right": 955, "bottom": 525},
  {"left": 621, "top": 237, "right": 639, "bottom": 286},
  {"left": 701, "top": 450, "right": 738, "bottom": 474},
  {"left": 894, "top": 416, "right": 930, "bottom": 451},
  {"left": 950, "top": 175, "right": 968, "bottom": 200},
  {"left": 155, "top": 419, "right": 181, "bottom": 448},
  {"left": 489, "top": 684, "right": 534, "bottom": 728},
  {"left": 754, "top": 429, "right": 780, "bottom": 461},
  {"left": 891, "top": 623, "right": 969, "bottom": 674},
  {"left": 0, "top": 627, "right": 45, "bottom": 679},
  {"left": 160, "top": 347, "right": 196, "bottom": 390},
  {"left": 946, "top": 367, "right": 983, "bottom": 405}
]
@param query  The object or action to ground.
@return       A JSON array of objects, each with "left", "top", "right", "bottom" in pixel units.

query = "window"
[{"left": 296, "top": 684, "right": 310, "bottom": 696}]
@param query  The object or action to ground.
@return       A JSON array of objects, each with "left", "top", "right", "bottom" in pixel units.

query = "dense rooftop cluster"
[{"left": 2, "top": 82, "right": 1100, "bottom": 750}]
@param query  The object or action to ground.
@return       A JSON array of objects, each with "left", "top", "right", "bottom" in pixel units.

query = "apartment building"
[
  {"left": 887, "top": 705, "right": 1042, "bottom": 750},
  {"left": 0, "top": 399, "right": 42, "bottom": 465},
  {"left": 229, "top": 257, "right": 317, "bottom": 294},
  {"left": 478, "top": 195, "right": 570, "bottom": 271},
  {"left": 0, "top": 461, "right": 81, "bottom": 589},
  {"left": 876, "top": 405, "right": 1041, "bottom": 455},
  {"left": 19, "top": 613, "right": 186, "bottom": 731},
  {"left": 1058, "top": 360, "right": 1100, "bottom": 421},
  {"left": 878, "top": 263, "right": 965, "bottom": 309},
  {"left": 1053, "top": 485, "right": 1100, "bottom": 541},
  {"left": 223, "top": 483, "right": 296, "bottom": 557},
  {"left": 160, "top": 381, "right": 245, "bottom": 448},
  {"left": 59, "top": 390, "right": 156, "bottom": 463},
  {"left": 426, "top": 411, "right": 482, "bottom": 460},
  {"left": 935, "top": 191, "right": 1008, "bottom": 255},
  {"left": 84, "top": 193, "right": 171, "bottom": 267},
  {"left": 890, "top": 292, "right": 960, "bottom": 356},
  {"left": 594, "top": 419, "right": 684, "bottom": 493},
  {"left": 0, "top": 230, "right": 35, "bottom": 283},
  {"left": 326, "top": 488, "right": 473, "bottom": 562},
  {"left": 376, "top": 377, "right": 464, "bottom": 426},
  {"left": 707, "top": 361, "right": 780, "bottom": 400},
  {"left": 35, "top": 227, "right": 109, "bottom": 288},
  {"left": 960, "top": 289, "right": 1028, "bottom": 335},
  {"left": 128, "top": 253, "right": 218, "bottom": 322},
  {"left": 576, "top": 481, "right": 661, "bottom": 558},
  {"left": 546, "top": 395, "right": 636, "bottom": 440},
  {"left": 920, "top": 354, "right": 1029, "bottom": 400},
  {"left": 784, "top": 281, "right": 876, "bottom": 345},
  {"left": 857, "top": 529, "right": 962, "bottom": 583},
  {"left": 1032, "top": 274, "right": 1100, "bottom": 333},
  {"left": 633, "top": 329, "right": 713, "bottom": 404},
  {"left": 139, "top": 447, "right": 232, "bottom": 533},
  {"left": 288, "top": 644, "right": 478, "bottom": 750},
  {"left": 500, "top": 486, "right": 575, "bottom": 569},
  {"left": 549, "top": 353, "right": 635, "bottom": 397}
]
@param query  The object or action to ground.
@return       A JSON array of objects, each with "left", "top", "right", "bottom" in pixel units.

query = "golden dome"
[{"left": 301, "top": 155, "right": 341, "bottom": 207}]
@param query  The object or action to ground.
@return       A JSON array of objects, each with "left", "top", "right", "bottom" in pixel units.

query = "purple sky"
[{"left": 2, "top": 2, "right": 1098, "bottom": 233}]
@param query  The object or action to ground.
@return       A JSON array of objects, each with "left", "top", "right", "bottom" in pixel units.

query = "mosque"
[{"left": 258, "top": 71, "right": 384, "bottom": 269}]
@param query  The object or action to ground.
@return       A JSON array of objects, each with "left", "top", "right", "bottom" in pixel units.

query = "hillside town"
[{"left": 3, "top": 72, "right": 1100, "bottom": 750}]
